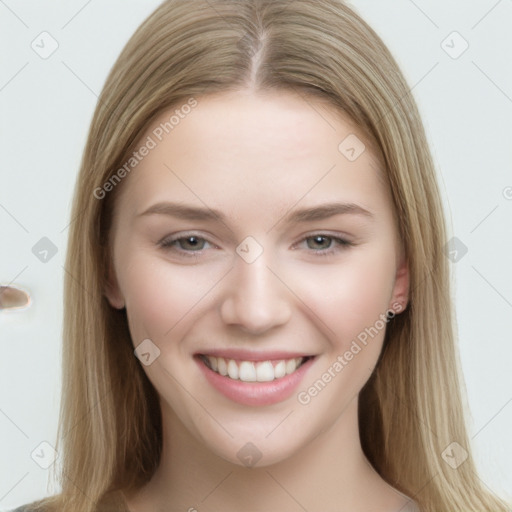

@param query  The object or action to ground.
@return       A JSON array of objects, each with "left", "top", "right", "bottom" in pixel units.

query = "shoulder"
[
  {"left": 6, "top": 502, "right": 48, "bottom": 512},
  {"left": 6, "top": 490, "right": 128, "bottom": 512},
  {"left": 401, "top": 501, "right": 421, "bottom": 512},
  {"left": 393, "top": 490, "right": 421, "bottom": 512}
]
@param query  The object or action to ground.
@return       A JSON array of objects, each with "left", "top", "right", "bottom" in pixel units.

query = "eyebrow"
[
  {"left": 137, "top": 202, "right": 222, "bottom": 221},
  {"left": 136, "top": 201, "right": 374, "bottom": 224},
  {"left": 285, "top": 202, "right": 374, "bottom": 222}
]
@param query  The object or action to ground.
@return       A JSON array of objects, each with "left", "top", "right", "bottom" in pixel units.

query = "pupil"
[
  {"left": 309, "top": 236, "right": 330, "bottom": 250},
  {"left": 182, "top": 236, "right": 203, "bottom": 250}
]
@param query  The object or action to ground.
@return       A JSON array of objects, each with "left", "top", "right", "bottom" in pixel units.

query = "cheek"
[
  {"left": 294, "top": 252, "right": 396, "bottom": 412},
  {"left": 118, "top": 252, "right": 221, "bottom": 343},
  {"left": 290, "top": 248, "right": 396, "bottom": 344}
]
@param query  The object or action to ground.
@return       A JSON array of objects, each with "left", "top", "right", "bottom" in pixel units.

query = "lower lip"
[{"left": 196, "top": 356, "right": 315, "bottom": 406}]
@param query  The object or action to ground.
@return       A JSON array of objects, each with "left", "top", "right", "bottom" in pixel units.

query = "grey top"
[
  {"left": 8, "top": 501, "right": 422, "bottom": 512},
  {"left": 395, "top": 490, "right": 421, "bottom": 512},
  {"left": 401, "top": 501, "right": 421, "bottom": 512}
]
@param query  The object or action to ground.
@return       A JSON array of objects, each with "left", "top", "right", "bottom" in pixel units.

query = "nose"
[{"left": 219, "top": 252, "right": 292, "bottom": 335}]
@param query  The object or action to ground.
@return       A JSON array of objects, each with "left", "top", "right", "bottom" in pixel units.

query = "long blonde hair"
[{"left": 26, "top": 1, "right": 509, "bottom": 511}]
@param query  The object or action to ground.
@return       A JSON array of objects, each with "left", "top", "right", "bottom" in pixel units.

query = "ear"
[
  {"left": 389, "top": 252, "right": 409, "bottom": 314},
  {"left": 104, "top": 256, "right": 125, "bottom": 309}
]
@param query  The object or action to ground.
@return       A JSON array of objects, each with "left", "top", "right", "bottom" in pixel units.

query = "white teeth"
[
  {"left": 217, "top": 357, "right": 228, "bottom": 376},
  {"left": 285, "top": 358, "right": 297, "bottom": 375},
  {"left": 255, "top": 361, "right": 274, "bottom": 382},
  {"left": 207, "top": 355, "right": 218, "bottom": 371},
  {"left": 274, "top": 360, "right": 286, "bottom": 379},
  {"left": 239, "top": 361, "right": 257, "bottom": 382},
  {"left": 203, "top": 355, "right": 308, "bottom": 382},
  {"left": 227, "top": 359, "right": 239, "bottom": 380}
]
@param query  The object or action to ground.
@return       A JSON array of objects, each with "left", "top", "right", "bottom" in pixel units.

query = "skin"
[{"left": 105, "top": 89, "right": 411, "bottom": 512}]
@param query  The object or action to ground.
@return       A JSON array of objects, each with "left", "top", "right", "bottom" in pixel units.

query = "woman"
[{"left": 12, "top": 0, "right": 510, "bottom": 511}]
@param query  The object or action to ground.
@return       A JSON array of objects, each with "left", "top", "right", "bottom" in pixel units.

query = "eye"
[
  {"left": 159, "top": 234, "right": 212, "bottom": 255},
  {"left": 298, "top": 234, "right": 353, "bottom": 256},
  {"left": 306, "top": 235, "right": 334, "bottom": 250}
]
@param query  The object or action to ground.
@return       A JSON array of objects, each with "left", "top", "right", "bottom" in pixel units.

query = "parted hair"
[{"left": 24, "top": 1, "right": 509, "bottom": 511}]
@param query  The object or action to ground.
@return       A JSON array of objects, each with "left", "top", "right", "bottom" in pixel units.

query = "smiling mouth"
[{"left": 198, "top": 354, "right": 313, "bottom": 382}]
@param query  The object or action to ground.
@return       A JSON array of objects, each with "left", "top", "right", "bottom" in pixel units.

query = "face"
[{"left": 105, "top": 90, "right": 409, "bottom": 467}]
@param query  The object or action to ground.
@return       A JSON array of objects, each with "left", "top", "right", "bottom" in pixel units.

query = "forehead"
[{"left": 115, "top": 90, "right": 389, "bottom": 221}]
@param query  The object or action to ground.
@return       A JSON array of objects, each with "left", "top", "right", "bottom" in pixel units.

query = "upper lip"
[{"left": 195, "top": 349, "right": 314, "bottom": 362}]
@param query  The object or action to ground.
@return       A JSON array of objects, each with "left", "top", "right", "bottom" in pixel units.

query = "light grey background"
[{"left": 1, "top": 0, "right": 511, "bottom": 509}]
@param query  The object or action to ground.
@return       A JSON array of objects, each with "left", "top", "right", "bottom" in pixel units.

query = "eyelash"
[{"left": 158, "top": 232, "right": 353, "bottom": 258}]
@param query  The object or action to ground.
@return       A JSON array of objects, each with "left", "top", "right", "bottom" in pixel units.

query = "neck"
[{"left": 124, "top": 396, "right": 409, "bottom": 512}]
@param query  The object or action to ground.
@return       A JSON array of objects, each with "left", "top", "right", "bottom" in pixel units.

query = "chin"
[{"left": 209, "top": 434, "right": 305, "bottom": 469}]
